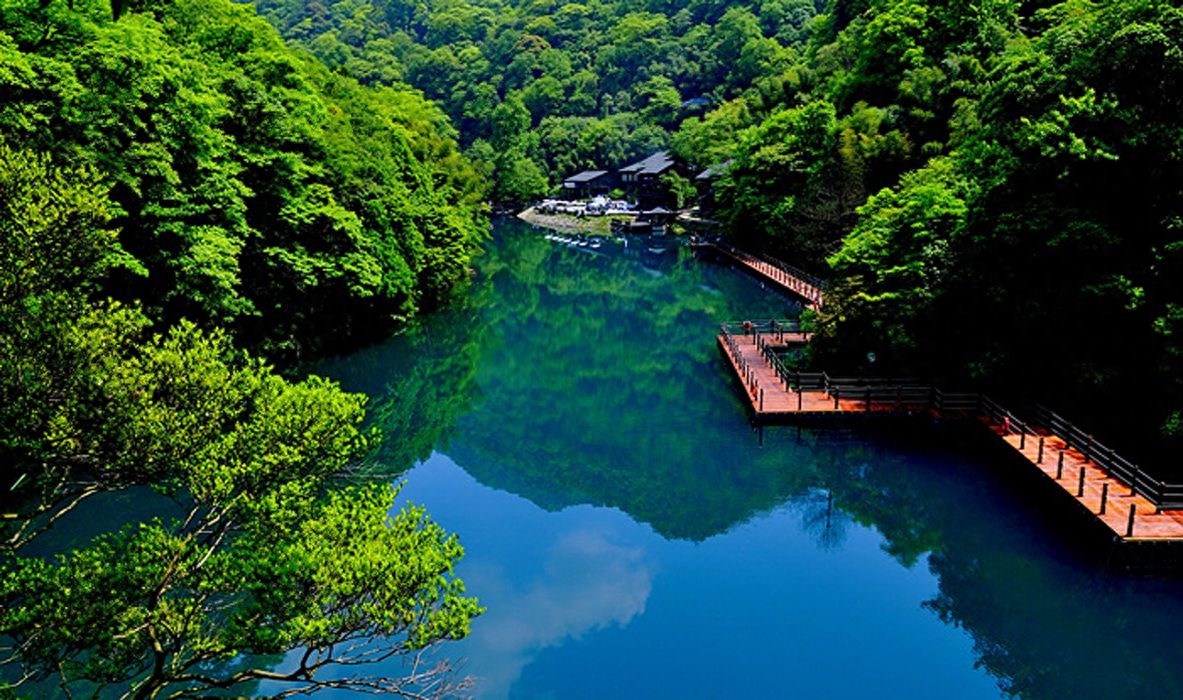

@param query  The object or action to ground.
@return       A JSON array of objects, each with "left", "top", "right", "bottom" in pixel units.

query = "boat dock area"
[{"left": 717, "top": 323, "right": 1183, "bottom": 543}]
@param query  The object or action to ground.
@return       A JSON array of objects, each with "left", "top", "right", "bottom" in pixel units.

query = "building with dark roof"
[
  {"left": 618, "top": 151, "right": 687, "bottom": 208},
  {"left": 695, "top": 160, "right": 732, "bottom": 215},
  {"left": 560, "top": 170, "right": 615, "bottom": 200}
]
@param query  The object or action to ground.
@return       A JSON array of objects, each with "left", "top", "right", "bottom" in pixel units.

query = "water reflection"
[
  {"left": 463, "top": 526, "right": 652, "bottom": 698},
  {"left": 316, "top": 294, "right": 488, "bottom": 476},
  {"left": 450, "top": 222, "right": 798, "bottom": 541},
  {"left": 320, "top": 220, "right": 1183, "bottom": 699}
]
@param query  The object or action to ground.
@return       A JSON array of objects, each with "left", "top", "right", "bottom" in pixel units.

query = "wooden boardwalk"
[
  {"left": 718, "top": 329, "right": 1183, "bottom": 542},
  {"left": 694, "top": 240, "right": 825, "bottom": 307},
  {"left": 992, "top": 427, "right": 1183, "bottom": 541}
]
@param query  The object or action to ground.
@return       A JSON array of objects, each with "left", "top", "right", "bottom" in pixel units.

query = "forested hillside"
[
  {"left": 252, "top": 0, "right": 1183, "bottom": 462},
  {"left": 251, "top": 0, "right": 825, "bottom": 202},
  {"left": 692, "top": 0, "right": 1183, "bottom": 464},
  {"left": 0, "top": 0, "right": 484, "bottom": 694},
  {"left": 2, "top": 0, "right": 486, "bottom": 360}
]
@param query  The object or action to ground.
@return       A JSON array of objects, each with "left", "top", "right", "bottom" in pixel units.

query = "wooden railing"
[
  {"left": 702, "top": 241, "right": 826, "bottom": 305},
  {"left": 1027, "top": 405, "right": 1183, "bottom": 510},
  {"left": 720, "top": 319, "right": 801, "bottom": 338},
  {"left": 718, "top": 321, "right": 1183, "bottom": 511}
]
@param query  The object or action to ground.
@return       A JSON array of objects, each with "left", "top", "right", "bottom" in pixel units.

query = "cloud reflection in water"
[{"left": 395, "top": 454, "right": 654, "bottom": 700}]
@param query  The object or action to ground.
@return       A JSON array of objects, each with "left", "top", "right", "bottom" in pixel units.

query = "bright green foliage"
[
  {"left": 249, "top": 0, "right": 825, "bottom": 191},
  {"left": 0, "top": 143, "right": 480, "bottom": 697},
  {"left": 2, "top": 484, "right": 479, "bottom": 698},
  {"left": 823, "top": 157, "right": 971, "bottom": 365},
  {"left": 0, "top": 146, "right": 140, "bottom": 536},
  {"left": 0, "top": 0, "right": 485, "bottom": 361},
  {"left": 717, "top": 100, "right": 872, "bottom": 266}
]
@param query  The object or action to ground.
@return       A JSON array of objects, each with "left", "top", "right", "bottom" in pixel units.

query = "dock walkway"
[
  {"left": 694, "top": 239, "right": 825, "bottom": 307},
  {"left": 717, "top": 324, "right": 1183, "bottom": 542}
]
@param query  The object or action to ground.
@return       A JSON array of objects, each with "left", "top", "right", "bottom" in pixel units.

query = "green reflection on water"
[{"left": 325, "top": 218, "right": 1183, "bottom": 700}]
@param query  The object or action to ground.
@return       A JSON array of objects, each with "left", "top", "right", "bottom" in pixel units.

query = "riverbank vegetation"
[
  {"left": 689, "top": 0, "right": 1183, "bottom": 466},
  {"left": 251, "top": 0, "right": 1183, "bottom": 464},
  {"left": 0, "top": 0, "right": 485, "bottom": 694},
  {"left": 4, "top": 0, "right": 1183, "bottom": 690},
  {"left": 2, "top": 0, "right": 487, "bottom": 363}
]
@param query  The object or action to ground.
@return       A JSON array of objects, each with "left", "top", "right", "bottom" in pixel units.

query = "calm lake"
[{"left": 306, "top": 219, "right": 1183, "bottom": 699}]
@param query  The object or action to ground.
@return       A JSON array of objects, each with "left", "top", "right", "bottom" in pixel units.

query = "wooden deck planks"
[
  {"left": 701, "top": 243, "right": 825, "bottom": 307},
  {"left": 718, "top": 332, "right": 1183, "bottom": 541},
  {"left": 718, "top": 333, "right": 927, "bottom": 415},
  {"left": 993, "top": 428, "right": 1183, "bottom": 540}
]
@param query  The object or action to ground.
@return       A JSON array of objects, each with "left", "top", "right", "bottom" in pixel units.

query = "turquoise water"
[{"left": 308, "top": 220, "right": 1183, "bottom": 699}]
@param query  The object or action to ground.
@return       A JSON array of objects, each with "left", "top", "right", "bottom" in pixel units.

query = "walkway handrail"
[
  {"left": 712, "top": 241, "right": 826, "bottom": 289},
  {"left": 718, "top": 324, "right": 1183, "bottom": 510},
  {"left": 704, "top": 242, "right": 826, "bottom": 306},
  {"left": 1029, "top": 404, "right": 1183, "bottom": 508},
  {"left": 752, "top": 251, "right": 827, "bottom": 290},
  {"left": 721, "top": 319, "right": 801, "bottom": 336}
]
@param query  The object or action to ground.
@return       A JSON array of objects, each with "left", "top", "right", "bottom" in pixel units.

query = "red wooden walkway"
[
  {"left": 695, "top": 240, "right": 825, "bottom": 307},
  {"left": 993, "top": 428, "right": 1183, "bottom": 541},
  {"left": 718, "top": 330, "right": 1183, "bottom": 542}
]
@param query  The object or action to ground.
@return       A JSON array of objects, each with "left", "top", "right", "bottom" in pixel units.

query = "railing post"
[
  {"left": 1037, "top": 436, "right": 1044, "bottom": 464},
  {"left": 797, "top": 388, "right": 803, "bottom": 411},
  {"left": 1085, "top": 434, "right": 1094, "bottom": 463},
  {"left": 1100, "top": 483, "right": 1108, "bottom": 515},
  {"left": 833, "top": 390, "right": 840, "bottom": 410},
  {"left": 1077, "top": 467, "right": 1086, "bottom": 497},
  {"left": 1127, "top": 504, "right": 1137, "bottom": 537},
  {"left": 759, "top": 388, "right": 764, "bottom": 412},
  {"left": 1057, "top": 451, "right": 1064, "bottom": 479},
  {"left": 1020, "top": 429, "right": 1026, "bottom": 450}
]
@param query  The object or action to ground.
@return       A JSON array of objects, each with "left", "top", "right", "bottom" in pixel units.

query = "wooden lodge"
[
  {"left": 618, "top": 151, "right": 688, "bottom": 209},
  {"left": 561, "top": 170, "right": 615, "bottom": 200}
]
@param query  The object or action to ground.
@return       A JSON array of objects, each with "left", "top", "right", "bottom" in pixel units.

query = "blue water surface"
[
  {"left": 301, "top": 220, "right": 1183, "bottom": 700},
  {"left": 396, "top": 452, "right": 998, "bottom": 700}
]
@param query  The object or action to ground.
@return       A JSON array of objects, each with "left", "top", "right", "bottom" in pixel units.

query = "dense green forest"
[
  {"left": 250, "top": 0, "right": 825, "bottom": 202},
  {"left": 253, "top": 0, "right": 1183, "bottom": 464},
  {"left": 708, "top": 0, "right": 1183, "bottom": 466},
  {"left": 0, "top": 0, "right": 486, "bottom": 694},
  {"left": 2, "top": 0, "right": 487, "bottom": 362},
  {"left": 3, "top": 0, "right": 1183, "bottom": 693}
]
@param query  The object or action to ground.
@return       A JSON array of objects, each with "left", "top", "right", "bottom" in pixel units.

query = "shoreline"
[{"left": 516, "top": 206, "right": 616, "bottom": 234}]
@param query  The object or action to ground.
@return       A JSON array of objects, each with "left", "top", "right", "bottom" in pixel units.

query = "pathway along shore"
[{"left": 710, "top": 246, "right": 1183, "bottom": 563}]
